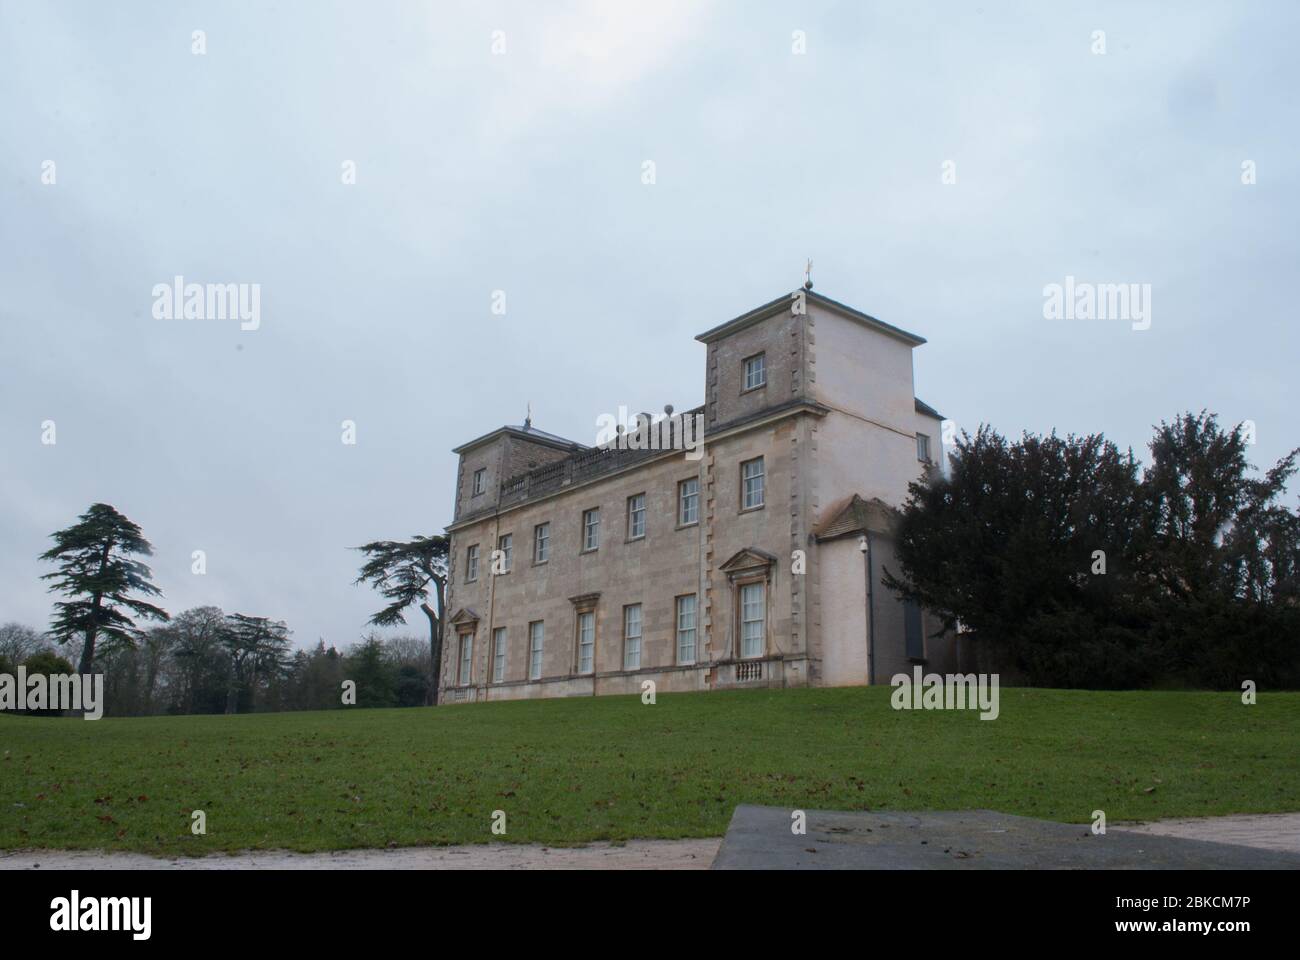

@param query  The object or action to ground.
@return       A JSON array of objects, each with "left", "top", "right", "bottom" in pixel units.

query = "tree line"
[
  {"left": 0, "top": 614, "right": 435, "bottom": 717},
  {"left": 3, "top": 501, "right": 450, "bottom": 717},
  {"left": 887, "top": 411, "right": 1300, "bottom": 689}
]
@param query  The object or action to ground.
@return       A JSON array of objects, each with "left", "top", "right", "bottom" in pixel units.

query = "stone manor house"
[{"left": 439, "top": 288, "right": 957, "bottom": 702}]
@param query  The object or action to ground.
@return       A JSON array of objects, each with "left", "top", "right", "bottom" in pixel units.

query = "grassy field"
[{"left": 1, "top": 686, "right": 1297, "bottom": 854}]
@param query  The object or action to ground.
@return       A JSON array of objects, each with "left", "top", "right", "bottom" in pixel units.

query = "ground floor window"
[
  {"left": 577, "top": 611, "right": 595, "bottom": 674},
  {"left": 904, "top": 600, "right": 924, "bottom": 659},
  {"left": 458, "top": 633, "right": 473, "bottom": 685},
  {"left": 528, "top": 621, "right": 544, "bottom": 679},
  {"left": 740, "top": 582, "right": 765, "bottom": 658},
  {"left": 676, "top": 594, "right": 697, "bottom": 664},
  {"left": 492, "top": 626, "right": 507, "bottom": 682},
  {"left": 623, "top": 604, "right": 642, "bottom": 670}
]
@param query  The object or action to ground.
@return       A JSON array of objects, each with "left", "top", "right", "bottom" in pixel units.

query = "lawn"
[{"left": 1, "top": 686, "right": 1296, "bottom": 854}]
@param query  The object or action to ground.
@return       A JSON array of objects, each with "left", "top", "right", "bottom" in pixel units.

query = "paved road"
[
  {"left": 0, "top": 838, "right": 722, "bottom": 870},
  {"left": 710, "top": 808, "right": 1300, "bottom": 869},
  {"left": 1115, "top": 813, "right": 1300, "bottom": 854}
]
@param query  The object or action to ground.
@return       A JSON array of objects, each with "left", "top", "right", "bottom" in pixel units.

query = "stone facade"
[{"left": 440, "top": 288, "right": 955, "bottom": 703}]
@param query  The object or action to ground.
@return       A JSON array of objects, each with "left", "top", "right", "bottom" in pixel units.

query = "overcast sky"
[{"left": 2, "top": 1, "right": 1296, "bottom": 651}]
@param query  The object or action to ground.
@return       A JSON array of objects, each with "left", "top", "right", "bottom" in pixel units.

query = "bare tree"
[{"left": 0, "top": 622, "right": 45, "bottom": 664}]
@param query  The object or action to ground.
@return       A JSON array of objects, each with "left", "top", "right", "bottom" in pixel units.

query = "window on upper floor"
[
  {"left": 678, "top": 477, "right": 699, "bottom": 526},
  {"left": 582, "top": 508, "right": 600, "bottom": 551},
  {"left": 533, "top": 522, "right": 550, "bottom": 563},
  {"left": 497, "top": 533, "right": 512, "bottom": 573},
  {"left": 465, "top": 544, "right": 480, "bottom": 582},
  {"left": 917, "top": 433, "right": 931, "bottom": 463},
  {"left": 741, "top": 457, "right": 765, "bottom": 510},
  {"left": 743, "top": 352, "right": 766, "bottom": 391},
  {"left": 627, "top": 493, "right": 646, "bottom": 540},
  {"left": 471, "top": 468, "right": 486, "bottom": 497}
]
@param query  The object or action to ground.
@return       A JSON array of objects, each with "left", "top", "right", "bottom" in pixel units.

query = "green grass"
[{"left": 1, "top": 687, "right": 1297, "bottom": 854}]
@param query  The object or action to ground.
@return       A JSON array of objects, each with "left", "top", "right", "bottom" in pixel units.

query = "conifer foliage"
[{"left": 40, "top": 502, "right": 170, "bottom": 674}]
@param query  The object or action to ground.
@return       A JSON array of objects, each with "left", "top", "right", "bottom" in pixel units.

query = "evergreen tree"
[
  {"left": 39, "top": 503, "right": 169, "bottom": 674},
  {"left": 1140, "top": 412, "right": 1300, "bottom": 687},
  {"left": 346, "top": 634, "right": 398, "bottom": 708},
  {"left": 354, "top": 535, "right": 448, "bottom": 704},
  {"left": 886, "top": 413, "right": 1300, "bottom": 689},
  {"left": 18, "top": 650, "right": 76, "bottom": 716}
]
